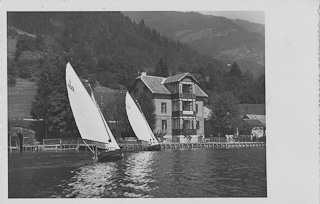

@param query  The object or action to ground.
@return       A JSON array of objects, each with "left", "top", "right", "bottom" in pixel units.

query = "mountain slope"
[
  {"left": 123, "top": 11, "right": 265, "bottom": 78},
  {"left": 7, "top": 12, "right": 224, "bottom": 89},
  {"left": 232, "top": 19, "right": 265, "bottom": 37}
]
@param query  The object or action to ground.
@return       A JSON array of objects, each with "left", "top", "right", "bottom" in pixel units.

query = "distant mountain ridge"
[
  {"left": 232, "top": 19, "right": 265, "bottom": 37},
  {"left": 123, "top": 11, "right": 265, "bottom": 78}
]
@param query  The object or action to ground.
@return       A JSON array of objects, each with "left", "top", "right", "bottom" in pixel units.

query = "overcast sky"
[{"left": 199, "top": 11, "right": 264, "bottom": 24}]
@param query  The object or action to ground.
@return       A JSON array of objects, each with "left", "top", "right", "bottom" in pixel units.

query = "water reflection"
[
  {"left": 61, "top": 162, "right": 117, "bottom": 198},
  {"left": 9, "top": 148, "right": 266, "bottom": 198},
  {"left": 121, "top": 152, "right": 157, "bottom": 197},
  {"left": 61, "top": 151, "right": 157, "bottom": 198}
]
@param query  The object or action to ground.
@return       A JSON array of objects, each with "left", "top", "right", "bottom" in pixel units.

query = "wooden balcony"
[
  {"left": 172, "top": 93, "right": 196, "bottom": 99},
  {"left": 172, "top": 111, "right": 196, "bottom": 117}
]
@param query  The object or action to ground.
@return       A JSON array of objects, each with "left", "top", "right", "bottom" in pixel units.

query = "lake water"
[{"left": 8, "top": 147, "right": 266, "bottom": 198}]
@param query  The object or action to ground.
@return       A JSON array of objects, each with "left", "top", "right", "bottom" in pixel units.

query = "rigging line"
[
  {"left": 88, "top": 83, "right": 112, "bottom": 142},
  {"left": 134, "top": 97, "right": 157, "bottom": 142},
  {"left": 83, "top": 140, "right": 95, "bottom": 154}
]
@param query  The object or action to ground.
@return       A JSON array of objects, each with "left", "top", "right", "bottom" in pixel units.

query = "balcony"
[
  {"left": 172, "top": 111, "right": 196, "bottom": 117},
  {"left": 172, "top": 93, "right": 196, "bottom": 99},
  {"left": 172, "top": 129, "right": 197, "bottom": 135}
]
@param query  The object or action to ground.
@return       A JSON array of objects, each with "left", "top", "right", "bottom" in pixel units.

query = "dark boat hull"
[
  {"left": 145, "top": 144, "right": 161, "bottom": 151},
  {"left": 97, "top": 149, "right": 123, "bottom": 162}
]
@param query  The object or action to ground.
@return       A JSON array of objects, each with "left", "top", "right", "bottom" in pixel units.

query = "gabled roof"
[
  {"left": 238, "top": 104, "right": 265, "bottom": 118},
  {"left": 195, "top": 84, "right": 208, "bottom": 98},
  {"left": 244, "top": 114, "right": 266, "bottom": 126},
  {"left": 140, "top": 75, "right": 171, "bottom": 95},
  {"left": 133, "top": 73, "right": 207, "bottom": 97},
  {"left": 164, "top": 73, "right": 199, "bottom": 84},
  {"left": 243, "top": 119, "right": 265, "bottom": 128},
  {"left": 11, "top": 127, "right": 35, "bottom": 134}
]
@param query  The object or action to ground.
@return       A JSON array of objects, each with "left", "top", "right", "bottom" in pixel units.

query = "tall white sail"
[
  {"left": 125, "top": 92, "right": 158, "bottom": 144},
  {"left": 66, "top": 63, "right": 119, "bottom": 150}
]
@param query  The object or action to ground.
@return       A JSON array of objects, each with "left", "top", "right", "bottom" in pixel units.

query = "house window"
[
  {"left": 172, "top": 101, "right": 176, "bottom": 111},
  {"left": 172, "top": 84, "right": 178, "bottom": 93},
  {"left": 196, "top": 121, "right": 200, "bottom": 130},
  {"left": 182, "top": 84, "right": 192, "bottom": 94},
  {"left": 183, "top": 119, "right": 193, "bottom": 129},
  {"left": 161, "top": 103, "right": 167, "bottom": 113},
  {"left": 172, "top": 101, "right": 179, "bottom": 111},
  {"left": 173, "top": 118, "right": 179, "bottom": 129},
  {"left": 196, "top": 104, "right": 198, "bottom": 113},
  {"left": 162, "top": 120, "right": 167, "bottom": 130},
  {"left": 182, "top": 101, "right": 193, "bottom": 111}
]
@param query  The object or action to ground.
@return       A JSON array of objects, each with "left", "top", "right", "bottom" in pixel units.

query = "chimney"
[{"left": 141, "top": 72, "right": 147, "bottom": 76}]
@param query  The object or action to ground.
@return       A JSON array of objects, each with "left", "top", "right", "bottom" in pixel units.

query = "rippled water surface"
[{"left": 8, "top": 148, "right": 266, "bottom": 198}]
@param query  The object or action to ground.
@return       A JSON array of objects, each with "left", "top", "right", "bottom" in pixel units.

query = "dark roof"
[
  {"left": 195, "top": 84, "right": 208, "bottom": 97},
  {"left": 243, "top": 119, "right": 265, "bottom": 128},
  {"left": 164, "top": 72, "right": 199, "bottom": 84},
  {"left": 135, "top": 74, "right": 207, "bottom": 97},
  {"left": 140, "top": 76, "right": 171, "bottom": 95},
  {"left": 11, "top": 127, "right": 35, "bottom": 134},
  {"left": 238, "top": 104, "right": 265, "bottom": 118}
]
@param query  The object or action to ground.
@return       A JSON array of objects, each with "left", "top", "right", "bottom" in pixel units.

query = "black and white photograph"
[{"left": 1, "top": 0, "right": 318, "bottom": 203}]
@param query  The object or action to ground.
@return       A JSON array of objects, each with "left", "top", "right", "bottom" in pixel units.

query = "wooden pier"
[
  {"left": 10, "top": 140, "right": 265, "bottom": 152},
  {"left": 120, "top": 142, "right": 266, "bottom": 151}
]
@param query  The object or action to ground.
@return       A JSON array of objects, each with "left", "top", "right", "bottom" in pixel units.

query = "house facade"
[{"left": 130, "top": 72, "right": 208, "bottom": 143}]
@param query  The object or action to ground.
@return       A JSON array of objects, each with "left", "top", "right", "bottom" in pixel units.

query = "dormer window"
[{"left": 182, "top": 84, "right": 192, "bottom": 94}]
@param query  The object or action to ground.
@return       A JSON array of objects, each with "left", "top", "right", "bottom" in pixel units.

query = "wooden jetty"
[
  {"left": 120, "top": 142, "right": 266, "bottom": 151},
  {"left": 10, "top": 138, "right": 265, "bottom": 152},
  {"left": 162, "top": 142, "right": 265, "bottom": 149}
]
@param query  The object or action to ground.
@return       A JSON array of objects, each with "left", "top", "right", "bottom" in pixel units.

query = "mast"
[
  {"left": 136, "top": 100, "right": 157, "bottom": 142},
  {"left": 66, "top": 63, "right": 120, "bottom": 151},
  {"left": 87, "top": 82, "right": 112, "bottom": 142},
  {"left": 126, "top": 92, "right": 158, "bottom": 144}
]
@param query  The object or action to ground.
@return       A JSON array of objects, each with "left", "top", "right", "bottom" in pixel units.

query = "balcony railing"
[
  {"left": 172, "top": 93, "right": 196, "bottom": 99},
  {"left": 172, "top": 111, "right": 196, "bottom": 117}
]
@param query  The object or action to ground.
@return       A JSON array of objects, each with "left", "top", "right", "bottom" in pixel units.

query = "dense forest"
[{"left": 7, "top": 12, "right": 265, "bottom": 139}]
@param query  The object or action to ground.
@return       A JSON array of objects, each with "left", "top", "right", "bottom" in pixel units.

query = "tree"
[
  {"left": 209, "top": 92, "right": 241, "bottom": 137},
  {"left": 30, "top": 53, "right": 77, "bottom": 139},
  {"left": 102, "top": 91, "right": 127, "bottom": 140},
  {"left": 137, "top": 94, "right": 156, "bottom": 130},
  {"left": 7, "top": 57, "right": 17, "bottom": 86},
  {"left": 154, "top": 57, "right": 169, "bottom": 77},
  {"left": 229, "top": 61, "right": 242, "bottom": 79},
  {"left": 15, "top": 34, "right": 36, "bottom": 59}
]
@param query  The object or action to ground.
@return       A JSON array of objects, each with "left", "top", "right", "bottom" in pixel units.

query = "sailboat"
[
  {"left": 66, "top": 62, "right": 123, "bottom": 162},
  {"left": 125, "top": 92, "right": 161, "bottom": 151}
]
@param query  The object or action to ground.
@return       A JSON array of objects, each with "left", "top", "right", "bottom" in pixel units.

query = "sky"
[{"left": 199, "top": 11, "right": 264, "bottom": 24}]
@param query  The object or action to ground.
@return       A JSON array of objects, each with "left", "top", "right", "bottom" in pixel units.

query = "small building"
[
  {"left": 9, "top": 126, "right": 36, "bottom": 151},
  {"left": 241, "top": 119, "right": 265, "bottom": 141},
  {"left": 204, "top": 104, "right": 266, "bottom": 140},
  {"left": 239, "top": 104, "right": 266, "bottom": 141},
  {"left": 129, "top": 72, "right": 208, "bottom": 143}
]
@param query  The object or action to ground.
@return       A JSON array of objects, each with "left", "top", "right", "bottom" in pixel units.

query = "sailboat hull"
[
  {"left": 97, "top": 149, "right": 124, "bottom": 162},
  {"left": 145, "top": 144, "right": 161, "bottom": 151}
]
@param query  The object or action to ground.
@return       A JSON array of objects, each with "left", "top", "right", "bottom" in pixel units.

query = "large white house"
[{"left": 130, "top": 72, "right": 208, "bottom": 143}]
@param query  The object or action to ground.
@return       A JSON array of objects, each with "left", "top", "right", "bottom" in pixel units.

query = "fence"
[{"left": 42, "top": 138, "right": 81, "bottom": 150}]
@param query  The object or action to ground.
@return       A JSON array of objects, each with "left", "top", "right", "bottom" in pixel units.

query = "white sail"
[
  {"left": 66, "top": 63, "right": 120, "bottom": 150},
  {"left": 125, "top": 92, "right": 159, "bottom": 144}
]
